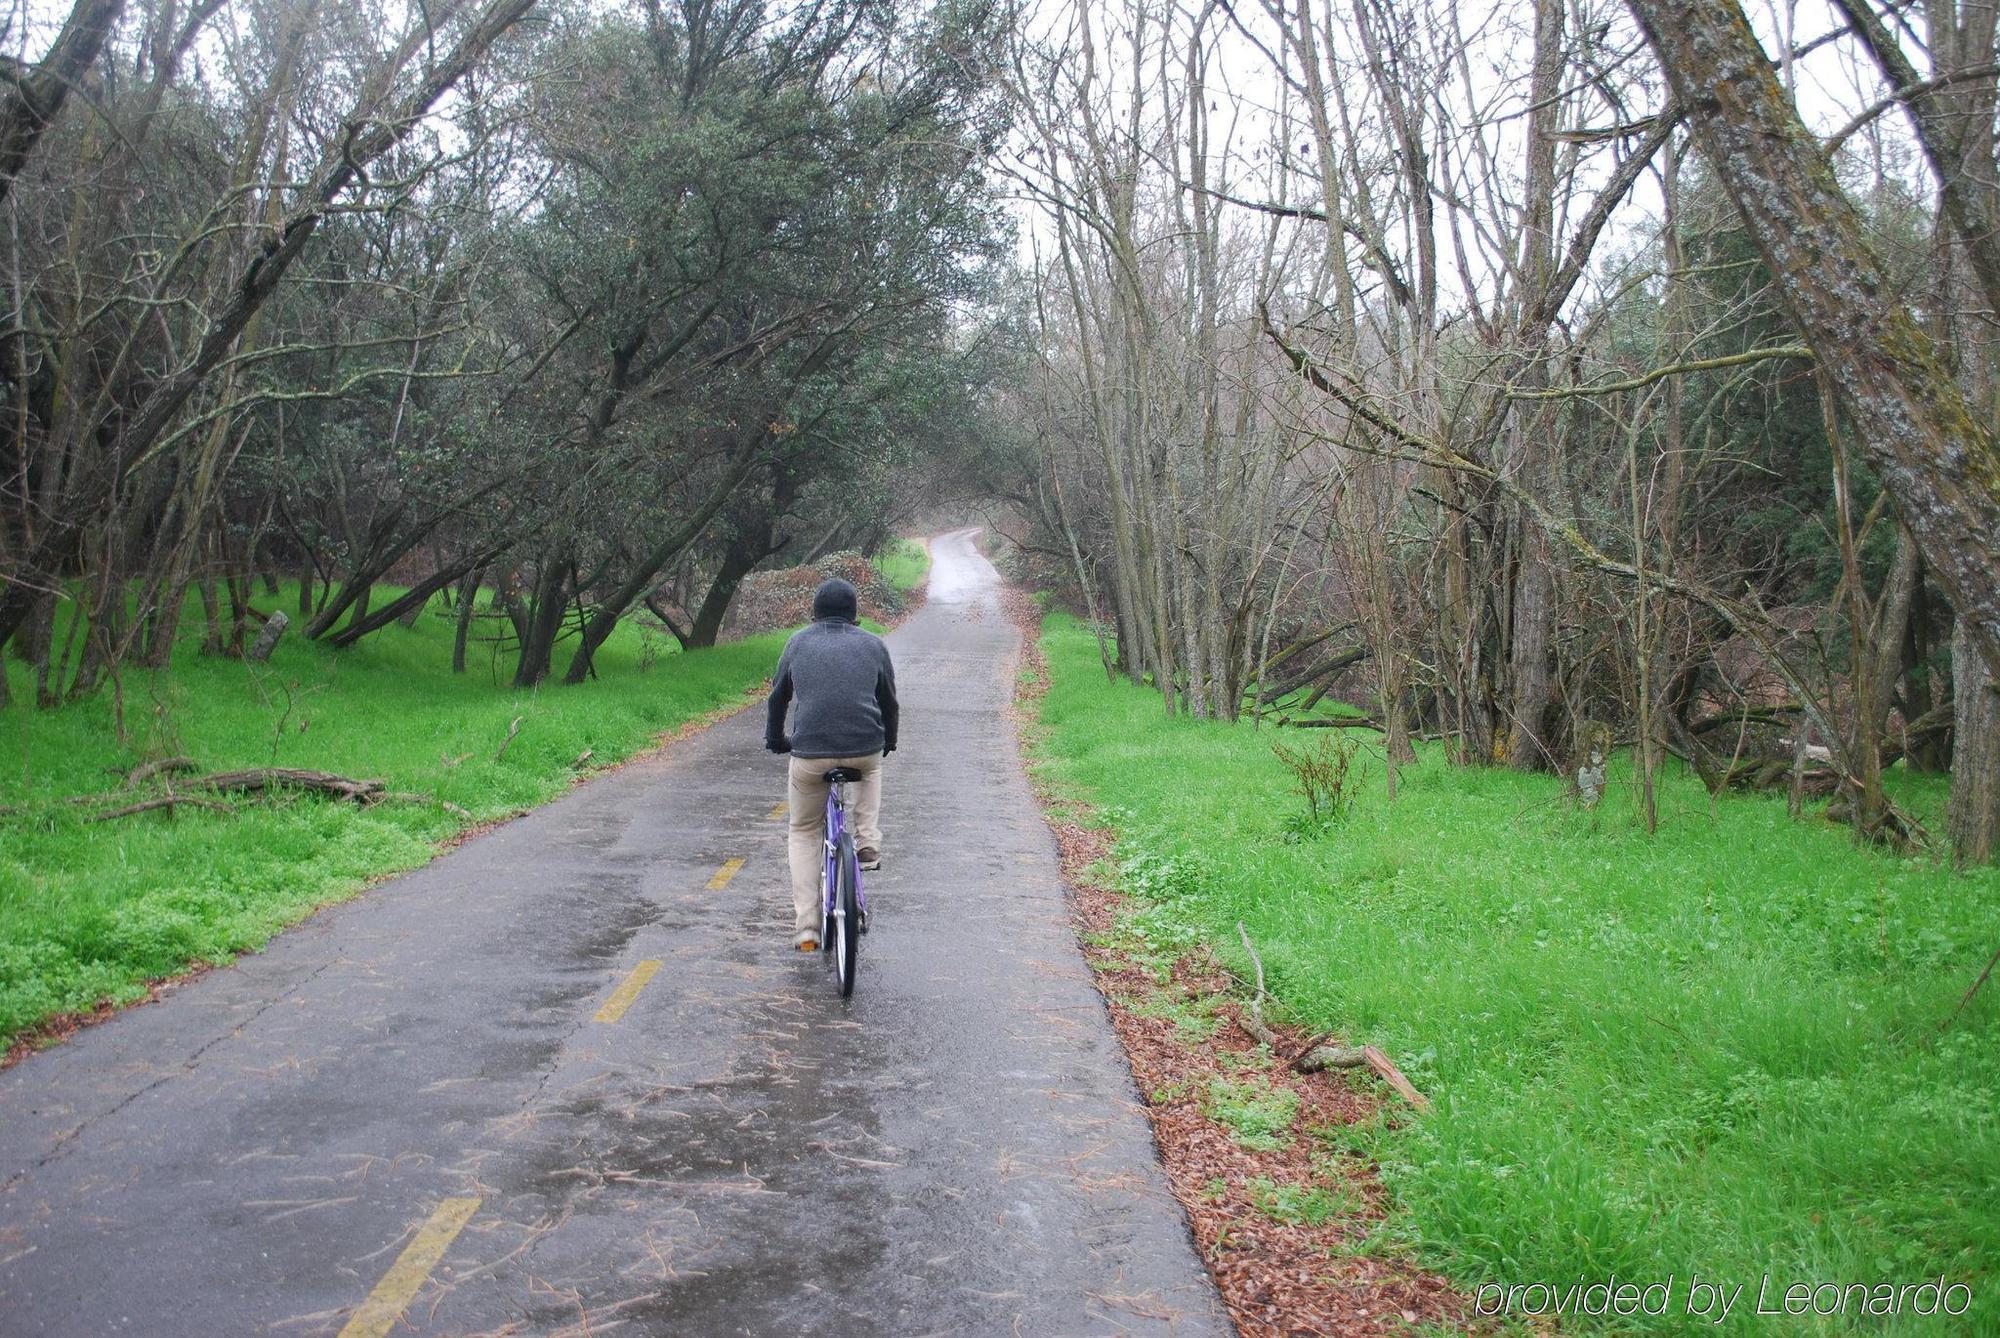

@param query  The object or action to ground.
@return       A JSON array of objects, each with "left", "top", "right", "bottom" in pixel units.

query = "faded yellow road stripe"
[
  {"left": 707, "top": 857, "right": 746, "bottom": 890},
  {"left": 338, "top": 1196, "right": 480, "bottom": 1338},
  {"left": 769, "top": 801, "right": 788, "bottom": 820},
  {"left": 594, "top": 960, "right": 661, "bottom": 1023}
]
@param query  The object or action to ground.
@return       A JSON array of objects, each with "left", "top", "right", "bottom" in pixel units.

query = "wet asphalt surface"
[{"left": 0, "top": 530, "right": 1229, "bottom": 1336}]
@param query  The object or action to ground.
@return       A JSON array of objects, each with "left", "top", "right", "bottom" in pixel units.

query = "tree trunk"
[
  {"left": 199, "top": 575, "right": 224, "bottom": 655},
  {"left": 687, "top": 533, "right": 765, "bottom": 649},
  {"left": 452, "top": 567, "right": 481, "bottom": 674},
  {"left": 1903, "top": 573, "right": 1951, "bottom": 772},
  {"left": 513, "top": 556, "right": 571, "bottom": 688},
  {"left": 1950, "top": 621, "right": 2000, "bottom": 864},
  {"left": 1829, "top": 0, "right": 2000, "bottom": 317},
  {"left": 1502, "top": 0, "right": 1566, "bottom": 772},
  {"left": 1625, "top": 0, "right": 2000, "bottom": 699},
  {"left": 21, "top": 592, "right": 55, "bottom": 707},
  {"left": 0, "top": 0, "right": 126, "bottom": 206},
  {"left": 560, "top": 435, "right": 764, "bottom": 684}
]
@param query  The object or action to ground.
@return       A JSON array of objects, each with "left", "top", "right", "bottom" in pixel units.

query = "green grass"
[
  {"left": 875, "top": 537, "right": 931, "bottom": 593},
  {"left": 0, "top": 585, "right": 786, "bottom": 1046},
  {"left": 1031, "top": 612, "right": 2000, "bottom": 1333},
  {"left": 1203, "top": 1074, "right": 1302, "bottom": 1151},
  {"left": 1245, "top": 1174, "right": 1352, "bottom": 1227}
]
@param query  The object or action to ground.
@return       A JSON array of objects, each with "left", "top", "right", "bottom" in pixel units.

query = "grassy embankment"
[
  {"left": 1031, "top": 611, "right": 1999, "bottom": 1333},
  {"left": 1, "top": 587, "right": 788, "bottom": 1048},
  {"left": 876, "top": 536, "right": 931, "bottom": 593}
]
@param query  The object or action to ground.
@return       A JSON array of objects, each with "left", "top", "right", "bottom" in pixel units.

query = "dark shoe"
[{"left": 858, "top": 848, "right": 881, "bottom": 871}]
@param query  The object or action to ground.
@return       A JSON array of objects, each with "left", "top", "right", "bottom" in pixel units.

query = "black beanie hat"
[{"left": 812, "top": 577, "right": 859, "bottom": 623}]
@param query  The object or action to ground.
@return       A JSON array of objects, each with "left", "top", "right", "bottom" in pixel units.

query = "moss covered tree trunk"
[{"left": 1628, "top": 0, "right": 2000, "bottom": 862}]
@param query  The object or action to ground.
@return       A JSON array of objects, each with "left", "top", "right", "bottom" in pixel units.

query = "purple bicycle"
[{"left": 818, "top": 766, "right": 869, "bottom": 996}]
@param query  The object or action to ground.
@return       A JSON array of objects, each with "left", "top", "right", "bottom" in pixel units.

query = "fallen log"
[
  {"left": 1718, "top": 756, "right": 1840, "bottom": 795},
  {"left": 1294, "top": 1042, "right": 1369, "bottom": 1071},
  {"left": 1292, "top": 1042, "right": 1431, "bottom": 1109},
  {"left": 1687, "top": 703, "right": 1802, "bottom": 736},
  {"left": 1360, "top": 1046, "right": 1432, "bottom": 1112},
  {"left": 125, "top": 756, "right": 198, "bottom": 787},
  {"left": 191, "top": 768, "right": 384, "bottom": 802},
  {"left": 1255, "top": 644, "right": 1371, "bottom": 706}
]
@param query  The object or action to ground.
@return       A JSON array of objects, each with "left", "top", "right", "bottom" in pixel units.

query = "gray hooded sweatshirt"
[{"left": 764, "top": 578, "right": 899, "bottom": 759}]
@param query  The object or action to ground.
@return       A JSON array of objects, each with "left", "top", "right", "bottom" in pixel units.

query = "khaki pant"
[{"left": 786, "top": 752, "right": 884, "bottom": 936}]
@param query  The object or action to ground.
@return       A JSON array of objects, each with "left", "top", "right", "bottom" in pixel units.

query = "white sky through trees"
[{"left": 1002, "top": 0, "right": 1928, "bottom": 327}]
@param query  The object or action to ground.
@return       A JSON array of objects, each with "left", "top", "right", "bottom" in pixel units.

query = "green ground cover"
[
  {"left": 875, "top": 537, "right": 932, "bottom": 593},
  {"left": 1031, "top": 611, "right": 1999, "bottom": 1333},
  {"left": 0, "top": 587, "right": 786, "bottom": 1046}
]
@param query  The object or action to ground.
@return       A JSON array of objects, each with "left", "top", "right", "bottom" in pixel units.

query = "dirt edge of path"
[
  {"left": 1002, "top": 588, "right": 1481, "bottom": 1338},
  {"left": 3, "top": 686, "right": 773, "bottom": 1073}
]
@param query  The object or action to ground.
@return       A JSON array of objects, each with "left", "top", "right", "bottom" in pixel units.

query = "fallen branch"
[
  {"left": 496, "top": 715, "right": 523, "bottom": 762},
  {"left": 1236, "top": 924, "right": 1432, "bottom": 1112},
  {"left": 1942, "top": 940, "right": 2000, "bottom": 1033},
  {"left": 1291, "top": 1042, "right": 1432, "bottom": 1111},
  {"left": 1720, "top": 757, "right": 1840, "bottom": 796},
  {"left": 1359, "top": 1046, "right": 1432, "bottom": 1112},
  {"left": 1275, "top": 716, "right": 1384, "bottom": 730},
  {"left": 1294, "top": 1043, "right": 1369, "bottom": 1071},
  {"left": 92, "top": 795, "right": 236, "bottom": 822},
  {"left": 192, "top": 768, "right": 384, "bottom": 802},
  {"left": 125, "top": 756, "right": 199, "bottom": 787},
  {"left": 1686, "top": 703, "right": 1803, "bottom": 735},
  {"left": 1235, "top": 923, "right": 1281, "bottom": 1048}
]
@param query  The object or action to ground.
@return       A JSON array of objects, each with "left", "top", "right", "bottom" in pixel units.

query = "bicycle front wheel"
[{"left": 833, "top": 833, "right": 861, "bottom": 997}]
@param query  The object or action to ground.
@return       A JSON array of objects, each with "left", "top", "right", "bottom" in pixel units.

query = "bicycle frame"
[{"left": 821, "top": 779, "right": 867, "bottom": 925}]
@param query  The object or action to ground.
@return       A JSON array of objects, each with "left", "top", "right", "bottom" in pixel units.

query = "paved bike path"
[{"left": 0, "top": 529, "right": 1228, "bottom": 1336}]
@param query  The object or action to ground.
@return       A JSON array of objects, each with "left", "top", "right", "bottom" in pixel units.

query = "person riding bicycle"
[{"left": 765, "top": 577, "right": 898, "bottom": 951}]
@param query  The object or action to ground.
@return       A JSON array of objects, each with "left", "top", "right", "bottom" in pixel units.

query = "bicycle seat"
[{"left": 822, "top": 767, "right": 865, "bottom": 783}]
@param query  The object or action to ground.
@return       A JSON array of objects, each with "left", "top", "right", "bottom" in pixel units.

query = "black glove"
[{"left": 766, "top": 735, "right": 792, "bottom": 755}]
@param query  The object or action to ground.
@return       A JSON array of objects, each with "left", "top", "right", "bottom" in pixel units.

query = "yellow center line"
[
  {"left": 768, "top": 801, "right": 788, "bottom": 820},
  {"left": 707, "top": 857, "right": 746, "bottom": 890},
  {"left": 594, "top": 960, "right": 661, "bottom": 1023},
  {"left": 339, "top": 1196, "right": 480, "bottom": 1338}
]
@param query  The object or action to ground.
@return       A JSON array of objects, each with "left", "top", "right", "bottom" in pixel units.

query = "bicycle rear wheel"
[{"left": 833, "top": 832, "right": 860, "bottom": 997}]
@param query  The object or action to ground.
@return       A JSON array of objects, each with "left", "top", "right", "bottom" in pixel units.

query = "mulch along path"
[{"left": 1003, "top": 589, "right": 1480, "bottom": 1337}]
